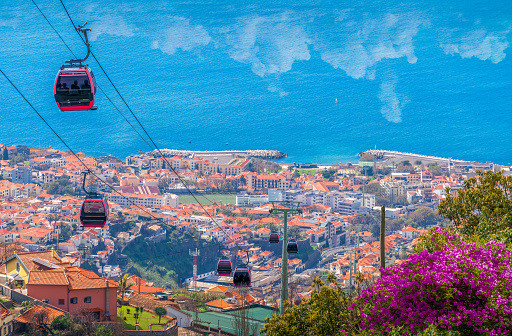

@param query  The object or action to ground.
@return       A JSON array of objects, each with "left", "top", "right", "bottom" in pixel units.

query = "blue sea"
[{"left": 0, "top": 0, "right": 511, "bottom": 164}]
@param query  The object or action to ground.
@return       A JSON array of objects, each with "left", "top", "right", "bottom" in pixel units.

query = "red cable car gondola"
[
  {"left": 233, "top": 266, "right": 251, "bottom": 288},
  {"left": 80, "top": 195, "right": 109, "bottom": 228},
  {"left": 54, "top": 22, "right": 97, "bottom": 111},
  {"left": 287, "top": 240, "right": 298, "bottom": 254},
  {"left": 216, "top": 259, "right": 232, "bottom": 276},
  {"left": 54, "top": 67, "right": 96, "bottom": 111},
  {"left": 79, "top": 170, "right": 109, "bottom": 228},
  {"left": 269, "top": 232, "right": 279, "bottom": 244}
]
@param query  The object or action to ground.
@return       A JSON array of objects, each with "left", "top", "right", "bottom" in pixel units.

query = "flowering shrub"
[{"left": 351, "top": 228, "right": 512, "bottom": 335}]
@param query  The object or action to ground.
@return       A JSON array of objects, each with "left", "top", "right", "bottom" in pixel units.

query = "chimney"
[{"left": 104, "top": 280, "right": 111, "bottom": 321}]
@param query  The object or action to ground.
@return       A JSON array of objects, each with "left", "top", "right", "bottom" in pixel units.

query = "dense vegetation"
[
  {"left": 245, "top": 158, "right": 281, "bottom": 173},
  {"left": 123, "top": 228, "right": 218, "bottom": 288},
  {"left": 264, "top": 170, "right": 512, "bottom": 335},
  {"left": 43, "top": 176, "right": 74, "bottom": 195}
]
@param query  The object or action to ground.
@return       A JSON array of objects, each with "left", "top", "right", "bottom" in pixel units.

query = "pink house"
[{"left": 27, "top": 267, "right": 117, "bottom": 322}]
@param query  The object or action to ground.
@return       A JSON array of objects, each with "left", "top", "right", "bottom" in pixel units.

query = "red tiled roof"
[{"left": 15, "top": 305, "right": 64, "bottom": 324}]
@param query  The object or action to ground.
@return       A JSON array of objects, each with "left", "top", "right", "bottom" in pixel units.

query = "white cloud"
[
  {"left": 440, "top": 27, "right": 510, "bottom": 63},
  {"left": 315, "top": 12, "right": 429, "bottom": 79},
  {"left": 226, "top": 12, "right": 311, "bottom": 77},
  {"left": 267, "top": 83, "right": 289, "bottom": 97},
  {"left": 88, "top": 14, "right": 137, "bottom": 42},
  {"left": 151, "top": 17, "right": 211, "bottom": 55},
  {"left": 0, "top": 18, "right": 17, "bottom": 29},
  {"left": 378, "top": 76, "right": 407, "bottom": 123}
]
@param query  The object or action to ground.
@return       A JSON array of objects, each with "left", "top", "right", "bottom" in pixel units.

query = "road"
[{"left": 321, "top": 245, "right": 351, "bottom": 258}]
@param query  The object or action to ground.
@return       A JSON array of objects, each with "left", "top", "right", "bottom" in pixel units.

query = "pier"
[{"left": 149, "top": 149, "right": 286, "bottom": 163}]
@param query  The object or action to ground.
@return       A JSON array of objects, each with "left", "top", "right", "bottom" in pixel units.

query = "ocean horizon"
[{"left": 1, "top": 0, "right": 511, "bottom": 165}]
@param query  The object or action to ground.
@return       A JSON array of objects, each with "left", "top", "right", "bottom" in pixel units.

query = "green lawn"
[
  {"left": 117, "top": 306, "right": 169, "bottom": 330},
  {"left": 178, "top": 193, "right": 237, "bottom": 205},
  {"left": 297, "top": 169, "right": 317, "bottom": 176}
]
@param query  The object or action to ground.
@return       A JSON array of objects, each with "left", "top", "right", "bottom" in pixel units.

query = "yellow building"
[
  {"left": 180, "top": 158, "right": 191, "bottom": 169},
  {"left": 0, "top": 250, "right": 63, "bottom": 288}
]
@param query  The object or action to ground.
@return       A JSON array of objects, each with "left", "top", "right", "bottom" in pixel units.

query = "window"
[
  {"left": 15, "top": 262, "right": 20, "bottom": 272},
  {"left": 70, "top": 297, "right": 77, "bottom": 304},
  {"left": 84, "top": 296, "right": 91, "bottom": 303},
  {"left": 58, "top": 299, "right": 65, "bottom": 305}
]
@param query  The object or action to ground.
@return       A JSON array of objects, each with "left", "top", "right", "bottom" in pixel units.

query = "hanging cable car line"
[
  {"left": 0, "top": 68, "right": 222, "bottom": 256},
  {"left": 58, "top": 0, "right": 246, "bottom": 255},
  {"left": 32, "top": 1, "right": 252, "bottom": 284},
  {"left": 55, "top": 0, "right": 216, "bottom": 207},
  {"left": 30, "top": 0, "right": 153, "bottom": 150}
]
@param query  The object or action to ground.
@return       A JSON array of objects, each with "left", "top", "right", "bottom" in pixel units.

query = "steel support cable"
[
  {"left": 56, "top": 0, "right": 217, "bottom": 208},
  {"left": 59, "top": 0, "right": 247, "bottom": 254},
  {"left": 31, "top": 0, "right": 153, "bottom": 150},
  {"left": 0, "top": 67, "right": 222, "bottom": 252},
  {"left": 28, "top": 0, "right": 214, "bottom": 248}
]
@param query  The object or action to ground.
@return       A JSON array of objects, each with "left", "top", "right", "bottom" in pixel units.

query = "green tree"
[
  {"left": 428, "top": 165, "right": 443, "bottom": 176},
  {"left": 117, "top": 273, "right": 130, "bottom": 302},
  {"left": 154, "top": 307, "right": 166, "bottom": 324},
  {"left": 292, "top": 170, "right": 300, "bottom": 179},
  {"left": 438, "top": 170, "right": 512, "bottom": 243},
  {"left": 288, "top": 225, "right": 301, "bottom": 240},
  {"left": 9, "top": 153, "right": 28, "bottom": 165},
  {"left": 408, "top": 207, "right": 437, "bottom": 228},
  {"left": 262, "top": 276, "right": 363, "bottom": 336},
  {"left": 43, "top": 176, "right": 74, "bottom": 195}
]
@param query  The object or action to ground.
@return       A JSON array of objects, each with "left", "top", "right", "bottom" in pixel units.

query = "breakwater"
[
  {"left": 149, "top": 149, "right": 287, "bottom": 160},
  {"left": 358, "top": 149, "right": 470, "bottom": 164}
]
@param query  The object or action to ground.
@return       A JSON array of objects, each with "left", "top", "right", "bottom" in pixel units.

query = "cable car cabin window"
[
  {"left": 287, "top": 242, "right": 299, "bottom": 254},
  {"left": 233, "top": 269, "right": 251, "bottom": 287},
  {"left": 217, "top": 260, "right": 232, "bottom": 275},
  {"left": 83, "top": 200, "right": 105, "bottom": 214},
  {"left": 55, "top": 73, "right": 92, "bottom": 106},
  {"left": 269, "top": 233, "right": 279, "bottom": 244}
]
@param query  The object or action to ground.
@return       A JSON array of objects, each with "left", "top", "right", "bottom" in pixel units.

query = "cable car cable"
[
  {"left": 56, "top": 0, "right": 217, "bottom": 207},
  {"left": 58, "top": 1, "right": 248, "bottom": 259},
  {"left": 29, "top": 1, "right": 221, "bottom": 250},
  {"left": 0, "top": 68, "right": 222, "bottom": 255},
  {"left": 30, "top": 0, "right": 153, "bottom": 150}
]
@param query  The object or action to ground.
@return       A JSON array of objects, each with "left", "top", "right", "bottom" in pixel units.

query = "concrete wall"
[
  {"left": 165, "top": 307, "right": 191, "bottom": 327},
  {"left": 125, "top": 323, "right": 178, "bottom": 336},
  {"left": 193, "top": 323, "right": 237, "bottom": 336}
]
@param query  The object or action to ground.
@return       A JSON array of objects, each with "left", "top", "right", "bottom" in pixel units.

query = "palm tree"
[{"left": 117, "top": 273, "right": 130, "bottom": 302}]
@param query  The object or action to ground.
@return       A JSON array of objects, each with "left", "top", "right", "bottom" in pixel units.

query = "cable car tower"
[{"left": 268, "top": 201, "right": 302, "bottom": 314}]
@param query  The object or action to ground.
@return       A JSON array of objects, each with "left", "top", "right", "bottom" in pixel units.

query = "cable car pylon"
[{"left": 268, "top": 201, "right": 302, "bottom": 314}]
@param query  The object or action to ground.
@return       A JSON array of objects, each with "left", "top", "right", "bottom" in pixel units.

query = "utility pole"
[
  {"left": 348, "top": 232, "right": 353, "bottom": 294},
  {"left": 269, "top": 201, "right": 302, "bottom": 315},
  {"left": 353, "top": 226, "right": 360, "bottom": 277}
]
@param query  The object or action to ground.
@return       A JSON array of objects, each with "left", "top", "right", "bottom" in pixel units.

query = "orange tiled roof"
[
  {"left": 205, "top": 299, "right": 234, "bottom": 309},
  {"left": 15, "top": 305, "right": 64, "bottom": 324}
]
